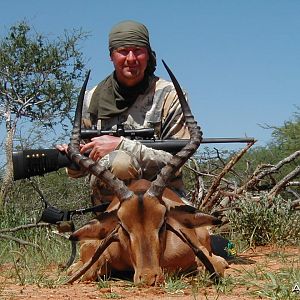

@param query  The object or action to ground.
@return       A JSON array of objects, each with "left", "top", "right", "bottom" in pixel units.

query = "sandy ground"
[{"left": 0, "top": 245, "right": 299, "bottom": 300}]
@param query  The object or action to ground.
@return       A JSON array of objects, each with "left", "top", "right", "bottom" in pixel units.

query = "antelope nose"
[
  {"left": 139, "top": 274, "right": 156, "bottom": 286},
  {"left": 135, "top": 269, "right": 164, "bottom": 286}
]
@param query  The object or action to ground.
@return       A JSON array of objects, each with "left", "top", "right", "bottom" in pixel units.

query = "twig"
[
  {"left": 267, "top": 165, "right": 300, "bottom": 201},
  {"left": 291, "top": 199, "right": 300, "bottom": 210},
  {"left": 188, "top": 158, "right": 205, "bottom": 206},
  {"left": 237, "top": 150, "right": 300, "bottom": 193},
  {"left": 0, "top": 233, "right": 42, "bottom": 249},
  {"left": 0, "top": 222, "right": 51, "bottom": 233},
  {"left": 185, "top": 164, "right": 234, "bottom": 185},
  {"left": 200, "top": 141, "right": 255, "bottom": 211},
  {"left": 286, "top": 181, "right": 300, "bottom": 187}
]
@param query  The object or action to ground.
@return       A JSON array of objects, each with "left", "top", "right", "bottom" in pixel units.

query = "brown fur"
[{"left": 68, "top": 179, "right": 228, "bottom": 285}]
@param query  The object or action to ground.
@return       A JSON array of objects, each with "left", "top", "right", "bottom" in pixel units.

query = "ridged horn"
[
  {"left": 146, "top": 60, "right": 203, "bottom": 198},
  {"left": 67, "top": 71, "right": 133, "bottom": 201}
]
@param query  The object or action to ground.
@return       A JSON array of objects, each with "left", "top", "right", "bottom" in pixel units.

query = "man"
[{"left": 57, "top": 20, "right": 191, "bottom": 206}]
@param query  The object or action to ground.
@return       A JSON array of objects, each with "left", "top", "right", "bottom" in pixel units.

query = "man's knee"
[{"left": 109, "top": 150, "right": 142, "bottom": 181}]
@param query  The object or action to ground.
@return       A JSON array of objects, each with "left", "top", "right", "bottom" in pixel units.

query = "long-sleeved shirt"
[{"left": 68, "top": 76, "right": 190, "bottom": 185}]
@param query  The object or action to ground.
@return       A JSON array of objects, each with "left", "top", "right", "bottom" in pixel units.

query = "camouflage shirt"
[{"left": 69, "top": 77, "right": 190, "bottom": 183}]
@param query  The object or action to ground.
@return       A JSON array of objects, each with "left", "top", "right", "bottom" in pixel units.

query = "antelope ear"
[
  {"left": 69, "top": 210, "right": 118, "bottom": 241},
  {"left": 168, "top": 205, "right": 222, "bottom": 228}
]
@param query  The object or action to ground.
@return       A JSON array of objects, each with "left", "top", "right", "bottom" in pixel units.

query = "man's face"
[{"left": 110, "top": 46, "right": 149, "bottom": 87}]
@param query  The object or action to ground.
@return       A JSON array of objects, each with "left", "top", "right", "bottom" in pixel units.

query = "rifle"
[{"left": 12, "top": 126, "right": 255, "bottom": 180}]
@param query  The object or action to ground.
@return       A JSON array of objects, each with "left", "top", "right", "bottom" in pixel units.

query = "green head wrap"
[{"left": 109, "top": 20, "right": 156, "bottom": 75}]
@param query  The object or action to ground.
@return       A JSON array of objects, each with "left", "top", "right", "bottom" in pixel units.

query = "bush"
[
  {"left": 227, "top": 193, "right": 300, "bottom": 247},
  {"left": 0, "top": 206, "right": 70, "bottom": 286},
  {"left": 6, "top": 170, "right": 90, "bottom": 219},
  {"left": 0, "top": 170, "right": 92, "bottom": 277}
]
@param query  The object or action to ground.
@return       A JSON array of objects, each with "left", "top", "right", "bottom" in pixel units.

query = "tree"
[
  {"left": 0, "top": 22, "right": 87, "bottom": 206},
  {"left": 270, "top": 106, "right": 300, "bottom": 156}
]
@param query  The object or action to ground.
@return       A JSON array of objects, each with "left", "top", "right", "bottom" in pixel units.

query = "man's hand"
[
  {"left": 80, "top": 135, "right": 122, "bottom": 161},
  {"left": 55, "top": 143, "right": 69, "bottom": 153}
]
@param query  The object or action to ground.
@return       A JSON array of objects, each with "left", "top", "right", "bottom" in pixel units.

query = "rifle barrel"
[
  {"left": 201, "top": 137, "right": 256, "bottom": 144},
  {"left": 141, "top": 137, "right": 255, "bottom": 153}
]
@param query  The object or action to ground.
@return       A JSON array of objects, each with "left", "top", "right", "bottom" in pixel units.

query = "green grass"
[
  {"left": 103, "top": 292, "right": 123, "bottom": 299},
  {"left": 0, "top": 190, "right": 299, "bottom": 299},
  {"left": 0, "top": 205, "right": 71, "bottom": 287},
  {"left": 163, "top": 273, "right": 189, "bottom": 295},
  {"left": 231, "top": 257, "right": 300, "bottom": 299},
  {"left": 96, "top": 276, "right": 111, "bottom": 289},
  {"left": 226, "top": 193, "right": 300, "bottom": 247},
  {"left": 159, "top": 247, "right": 299, "bottom": 299}
]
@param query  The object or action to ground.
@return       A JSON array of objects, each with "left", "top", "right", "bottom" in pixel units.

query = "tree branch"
[
  {"left": 0, "top": 233, "right": 42, "bottom": 249},
  {"left": 0, "top": 222, "right": 51, "bottom": 233},
  {"left": 237, "top": 150, "right": 300, "bottom": 194},
  {"left": 199, "top": 141, "right": 255, "bottom": 211},
  {"left": 267, "top": 165, "right": 300, "bottom": 201}
]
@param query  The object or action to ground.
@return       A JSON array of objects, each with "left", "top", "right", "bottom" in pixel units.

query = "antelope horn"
[
  {"left": 146, "top": 60, "right": 203, "bottom": 198},
  {"left": 67, "top": 71, "right": 133, "bottom": 201}
]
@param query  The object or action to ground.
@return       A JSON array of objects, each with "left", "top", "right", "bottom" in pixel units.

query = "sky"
[{"left": 1, "top": 0, "right": 300, "bottom": 151}]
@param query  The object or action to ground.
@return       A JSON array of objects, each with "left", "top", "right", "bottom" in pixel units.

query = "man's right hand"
[
  {"left": 55, "top": 143, "right": 69, "bottom": 153},
  {"left": 80, "top": 135, "right": 122, "bottom": 162}
]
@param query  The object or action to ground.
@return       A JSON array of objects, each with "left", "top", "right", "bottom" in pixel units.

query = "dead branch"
[
  {"left": 0, "top": 223, "right": 52, "bottom": 250},
  {"left": 0, "top": 222, "right": 51, "bottom": 233},
  {"left": 237, "top": 150, "right": 300, "bottom": 194},
  {"left": 187, "top": 158, "right": 205, "bottom": 207},
  {"left": 0, "top": 233, "right": 42, "bottom": 249},
  {"left": 185, "top": 165, "right": 234, "bottom": 185},
  {"left": 291, "top": 199, "right": 300, "bottom": 210},
  {"left": 286, "top": 181, "right": 300, "bottom": 187},
  {"left": 199, "top": 141, "right": 255, "bottom": 211},
  {"left": 267, "top": 165, "right": 300, "bottom": 201},
  {"left": 214, "top": 148, "right": 227, "bottom": 167},
  {"left": 215, "top": 147, "right": 243, "bottom": 181},
  {"left": 286, "top": 187, "right": 300, "bottom": 200}
]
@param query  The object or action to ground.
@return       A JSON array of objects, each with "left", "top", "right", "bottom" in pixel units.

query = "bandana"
[
  {"left": 109, "top": 20, "right": 151, "bottom": 50},
  {"left": 88, "top": 73, "right": 157, "bottom": 119},
  {"left": 109, "top": 20, "right": 156, "bottom": 75}
]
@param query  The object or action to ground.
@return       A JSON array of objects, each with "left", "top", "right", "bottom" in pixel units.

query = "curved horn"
[
  {"left": 146, "top": 60, "right": 203, "bottom": 198},
  {"left": 67, "top": 71, "right": 133, "bottom": 201}
]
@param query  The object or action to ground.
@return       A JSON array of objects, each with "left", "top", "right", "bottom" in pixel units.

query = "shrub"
[{"left": 227, "top": 193, "right": 300, "bottom": 247}]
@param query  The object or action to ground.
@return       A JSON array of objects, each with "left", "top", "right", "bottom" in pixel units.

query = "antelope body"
[
  {"left": 66, "top": 62, "right": 228, "bottom": 285},
  {"left": 68, "top": 180, "right": 228, "bottom": 285}
]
